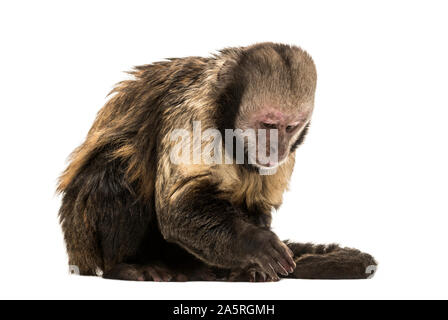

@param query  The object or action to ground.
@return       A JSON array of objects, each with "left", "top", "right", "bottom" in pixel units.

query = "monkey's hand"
[
  {"left": 229, "top": 264, "right": 279, "bottom": 282},
  {"left": 160, "top": 180, "right": 297, "bottom": 274},
  {"left": 238, "top": 227, "right": 296, "bottom": 281}
]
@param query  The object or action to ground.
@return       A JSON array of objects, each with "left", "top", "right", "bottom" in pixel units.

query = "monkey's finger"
[
  {"left": 144, "top": 267, "right": 163, "bottom": 282},
  {"left": 268, "top": 263, "right": 281, "bottom": 281},
  {"left": 257, "top": 272, "right": 267, "bottom": 282},
  {"left": 156, "top": 269, "right": 173, "bottom": 282},
  {"left": 276, "top": 261, "right": 290, "bottom": 276},
  {"left": 271, "top": 241, "right": 296, "bottom": 272},
  {"left": 264, "top": 262, "right": 280, "bottom": 281},
  {"left": 268, "top": 256, "right": 289, "bottom": 277},
  {"left": 249, "top": 271, "right": 257, "bottom": 282},
  {"left": 279, "top": 240, "right": 296, "bottom": 260},
  {"left": 258, "top": 255, "right": 281, "bottom": 280},
  {"left": 271, "top": 250, "right": 294, "bottom": 274},
  {"left": 256, "top": 258, "right": 276, "bottom": 280},
  {"left": 250, "top": 269, "right": 267, "bottom": 282},
  {"left": 275, "top": 240, "right": 295, "bottom": 259},
  {"left": 265, "top": 245, "right": 291, "bottom": 275},
  {"left": 285, "top": 245, "right": 294, "bottom": 258}
]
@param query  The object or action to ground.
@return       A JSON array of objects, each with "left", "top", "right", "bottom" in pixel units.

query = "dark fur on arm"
[
  {"left": 159, "top": 180, "right": 251, "bottom": 269},
  {"left": 158, "top": 178, "right": 297, "bottom": 280}
]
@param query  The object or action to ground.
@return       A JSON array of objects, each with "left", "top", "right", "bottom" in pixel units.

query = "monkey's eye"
[
  {"left": 286, "top": 125, "right": 298, "bottom": 133},
  {"left": 261, "top": 122, "right": 277, "bottom": 129}
]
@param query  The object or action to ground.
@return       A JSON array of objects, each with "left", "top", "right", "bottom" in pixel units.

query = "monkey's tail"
[{"left": 284, "top": 241, "right": 377, "bottom": 279}]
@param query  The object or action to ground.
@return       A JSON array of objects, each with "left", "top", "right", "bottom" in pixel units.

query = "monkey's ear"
[
  {"left": 213, "top": 47, "right": 245, "bottom": 95},
  {"left": 212, "top": 52, "right": 246, "bottom": 131},
  {"left": 214, "top": 58, "right": 239, "bottom": 93}
]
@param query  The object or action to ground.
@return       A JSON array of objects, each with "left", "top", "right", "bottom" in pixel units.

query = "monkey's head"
[{"left": 216, "top": 43, "right": 317, "bottom": 171}]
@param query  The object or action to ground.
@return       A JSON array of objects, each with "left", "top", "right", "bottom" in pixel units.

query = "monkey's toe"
[
  {"left": 103, "top": 264, "right": 145, "bottom": 281},
  {"left": 141, "top": 263, "right": 193, "bottom": 282},
  {"left": 142, "top": 265, "right": 173, "bottom": 282}
]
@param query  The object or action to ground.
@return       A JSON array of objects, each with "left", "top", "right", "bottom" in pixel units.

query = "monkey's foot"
[
  {"left": 184, "top": 266, "right": 219, "bottom": 281},
  {"left": 103, "top": 263, "right": 188, "bottom": 282}
]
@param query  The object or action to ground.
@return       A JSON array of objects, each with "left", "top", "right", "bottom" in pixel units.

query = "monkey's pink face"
[{"left": 248, "top": 107, "right": 312, "bottom": 168}]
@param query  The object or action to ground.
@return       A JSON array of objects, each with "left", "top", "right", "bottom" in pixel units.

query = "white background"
[{"left": 1, "top": 0, "right": 447, "bottom": 300}]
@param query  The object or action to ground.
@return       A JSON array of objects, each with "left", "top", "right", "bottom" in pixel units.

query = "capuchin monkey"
[{"left": 58, "top": 43, "right": 377, "bottom": 281}]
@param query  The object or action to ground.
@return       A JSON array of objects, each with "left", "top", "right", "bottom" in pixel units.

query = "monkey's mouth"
[
  {"left": 258, "top": 161, "right": 279, "bottom": 168},
  {"left": 252, "top": 156, "right": 288, "bottom": 169},
  {"left": 242, "top": 146, "right": 286, "bottom": 170}
]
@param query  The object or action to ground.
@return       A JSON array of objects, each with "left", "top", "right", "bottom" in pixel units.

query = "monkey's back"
[
  {"left": 57, "top": 57, "right": 212, "bottom": 274},
  {"left": 58, "top": 56, "right": 211, "bottom": 193}
]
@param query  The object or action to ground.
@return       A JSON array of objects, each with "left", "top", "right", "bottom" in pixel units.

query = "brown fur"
[{"left": 58, "top": 42, "right": 376, "bottom": 281}]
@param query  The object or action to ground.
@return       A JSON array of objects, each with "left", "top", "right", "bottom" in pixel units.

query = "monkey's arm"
[{"left": 157, "top": 179, "right": 296, "bottom": 280}]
